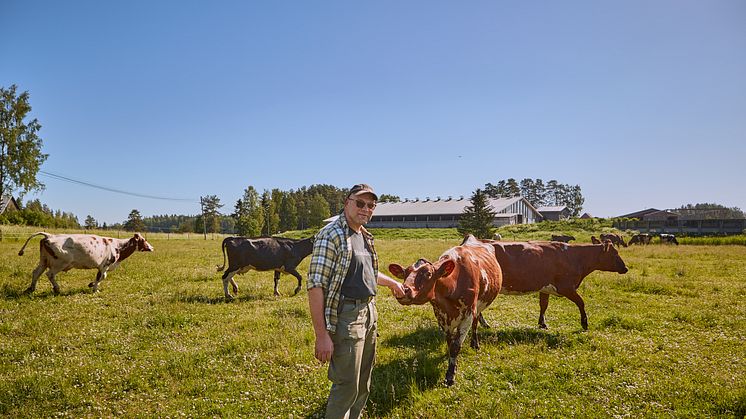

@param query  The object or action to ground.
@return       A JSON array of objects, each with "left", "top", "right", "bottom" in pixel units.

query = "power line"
[{"left": 39, "top": 170, "right": 199, "bottom": 202}]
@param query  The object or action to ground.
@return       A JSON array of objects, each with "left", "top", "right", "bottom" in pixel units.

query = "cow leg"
[
  {"left": 89, "top": 270, "right": 107, "bottom": 292},
  {"left": 478, "top": 313, "right": 491, "bottom": 328},
  {"left": 538, "top": 292, "right": 550, "bottom": 329},
  {"left": 222, "top": 271, "right": 238, "bottom": 300},
  {"left": 273, "top": 271, "right": 281, "bottom": 297},
  {"left": 445, "top": 335, "right": 462, "bottom": 387},
  {"left": 445, "top": 317, "right": 472, "bottom": 386},
  {"left": 558, "top": 289, "right": 588, "bottom": 330},
  {"left": 470, "top": 315, "right": 481, "bottom": 350},
  {"left": 26, "top": 264, "right": 46, "bottom": 293},
  {"left": 286, "top": 268, "right": 303, "bottom": 295},
  {"left": 46, "top": 270, "right": 61, "bottom": 295}
]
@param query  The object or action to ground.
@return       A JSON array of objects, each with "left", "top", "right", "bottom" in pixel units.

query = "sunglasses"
[{"left": 350, "top": 198, "right": 376, "bottom": 210}]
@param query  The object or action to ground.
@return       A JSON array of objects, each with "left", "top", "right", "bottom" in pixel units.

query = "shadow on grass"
[
  {"left": 175, "top": 292, "right": 274, "bottom": 304},
  {"left": 0, "top": 283, "right": 94, "bottom": 300},
  {"left": 368, "top": 326, "right": 445, "bottom": 417},
  {"left": 478, "top": 326, "right": 569, "bottom": 348}
]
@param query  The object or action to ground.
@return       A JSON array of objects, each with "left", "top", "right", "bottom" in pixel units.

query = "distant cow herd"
[{"left": 16, "top": 229, "right": 684, "bottom": 385}]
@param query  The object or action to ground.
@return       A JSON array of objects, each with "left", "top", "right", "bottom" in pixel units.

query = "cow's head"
[
  {"left": 599, "top": 242, "right": 627, "bottom": 274},
  {"left": 132, "top": 233, "right": 154, "bottom": 252},
  {"left": 388, "top": 257, "right": 455, "bottom": 305}
]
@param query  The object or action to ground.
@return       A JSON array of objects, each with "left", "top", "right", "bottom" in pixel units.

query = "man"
[{"left": 307, "top": 183, "right": 405, "bottom": 419}]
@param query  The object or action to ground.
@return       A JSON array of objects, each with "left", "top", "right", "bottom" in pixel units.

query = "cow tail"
[
  {"left": 216, "top": 237, "right": 229, "bottom": 272},
  {"left": 18, "top": 232, "right": 50, "bottom": 256}
]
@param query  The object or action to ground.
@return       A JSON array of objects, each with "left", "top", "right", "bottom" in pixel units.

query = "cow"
[
  {"left": 600, "top": 233, "right": 627, "bottom": 248},
  {"left": 590, "top": 235, "right": 602, "bottom": 244},
  {"left": 659, "top": 233, "right": 679, "bottom": 245},
  {"left": 388, "top": 235, "right": 502, "bottom": 386},
  {"left": 551, "top": 234, "right": 575, "bottom": 243},
  {"left": 493, "top": 232, "right": 502, "bottom": 240},
  {"left": 216, "top": 236, "right": 314, "bottom": 300},
  {"left": 484, "top": 240, "right": 628, "bottom": 330},
  {"left": 17, "top": 232, "right": 154, "bottom": 294},
  {"left": 629, "top": 233, "right": 652, "bottom": 245}
]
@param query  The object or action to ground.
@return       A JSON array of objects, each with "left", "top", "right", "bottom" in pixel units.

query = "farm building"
[
  {"left": 0, "top": 195, "right": 19, "bottom": 215},
  {"left": 366, "top": 196, "right": 541, "bottom": 228},
  {"left": 536, "top": 205, "right": 571, "bottom": 221},
  {"left": 615, "top": 207, "right": 746, "bottom": 235}
]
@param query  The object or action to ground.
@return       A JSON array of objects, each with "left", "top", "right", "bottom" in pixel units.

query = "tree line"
[
  {"left": 484, "top": 178, "right": 584, "bottom": 217},
  {"left": 0, "top": 198, "right": 80, "bottom": 228}
]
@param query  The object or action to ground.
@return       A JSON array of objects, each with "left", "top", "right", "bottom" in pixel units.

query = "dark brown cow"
[
  {"left": 18, "top": 232, "right": 154, "bottom": 294},
  {"left": 629, "top": 233, "right": 652, "bottom": 245},
  {"left": 216, "top": 236, "right": 314, "bottom": 300},
  {"left": 388, "top": 235, "right": 502, "bottom": 386},
  {"left": 600, "top": 233, "right": 627, "bottom": 248},
  {"left": 485, "top": 240, "right": 628, "bottom": 330},
  {"left": 551, "top": 234, "right": 576, "bottom": 243},
  {"left": 590, "top": 235, "right": 602, "bottom": 244}
]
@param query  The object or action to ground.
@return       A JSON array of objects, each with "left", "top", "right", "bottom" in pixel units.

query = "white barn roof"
[
  {"left": 373, "top": 196, "right": 531, "bottom": 216},
  {"left": 537, "top": 206, "right": 568, "bottom": 213}
]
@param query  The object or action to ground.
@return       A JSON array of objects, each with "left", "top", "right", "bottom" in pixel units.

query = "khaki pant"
[{"left": 325, "top": 299, "right": 378, "bottom": 419}]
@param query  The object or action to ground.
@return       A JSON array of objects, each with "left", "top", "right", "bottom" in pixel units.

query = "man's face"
[{"left": 344, "top": 194, "right": 377, "bottom": 226}]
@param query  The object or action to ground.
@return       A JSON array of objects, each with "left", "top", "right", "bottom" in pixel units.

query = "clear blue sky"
[{"left": 2, "top": 1, "right": 745, "bottom": 225}]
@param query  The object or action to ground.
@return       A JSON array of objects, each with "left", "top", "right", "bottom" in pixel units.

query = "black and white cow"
[{"left": 216, "top": 236, "right": 314, "bottom": 300}]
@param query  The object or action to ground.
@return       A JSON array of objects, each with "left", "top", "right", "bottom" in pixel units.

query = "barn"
[
  {"left": 536, "top": 205, "right": 571, "bottom": 221},
  {"left": 366, "top": 196, "right": 542, "bottom": 228},
  {"left": 615, "top": 208, "right": 746, "bottom": 235},
  {"left": 0, "top": 195, "right": 19, "bottom": 215}
]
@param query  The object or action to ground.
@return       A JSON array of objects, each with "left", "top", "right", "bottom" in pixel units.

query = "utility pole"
[{"left": 200, "top": 196, "right": 207, "bottom": 240}]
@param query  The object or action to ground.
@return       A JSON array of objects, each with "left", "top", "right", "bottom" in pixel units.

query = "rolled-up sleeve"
[{"left": 307, "top": 233, "right": 336, "bottom": 290}]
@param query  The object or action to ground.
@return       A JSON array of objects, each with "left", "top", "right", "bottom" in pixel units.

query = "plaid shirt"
[{"left": 307, "top": 213, "right": 379, "bottom": 333}]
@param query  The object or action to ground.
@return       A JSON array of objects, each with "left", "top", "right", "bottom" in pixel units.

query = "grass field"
[{"left": 1, "top": 229, "right": 745, "bottom": 417}]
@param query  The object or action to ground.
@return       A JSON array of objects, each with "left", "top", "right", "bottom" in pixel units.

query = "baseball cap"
[{"left": 347, "top": 183, "right": 378, "bottom": 201}]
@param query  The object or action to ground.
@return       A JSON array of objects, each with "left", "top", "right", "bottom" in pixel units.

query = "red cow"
[
  {"left": 388, "top": 235, "right": 502, "bottom": 386},
  {"left": 486, "top": 240, "right": 628, "bottom": 330},
  {"left": 18, "top": 232, "right": 154, "bottom": 294}
]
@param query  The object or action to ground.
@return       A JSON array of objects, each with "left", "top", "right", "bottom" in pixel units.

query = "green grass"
[{"left": 1, "top": 231, "right": 745, "bottom": 417}]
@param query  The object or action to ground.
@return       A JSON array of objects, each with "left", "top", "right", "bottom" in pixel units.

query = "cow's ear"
[
  {"left": 388, "top": 264, "right": 406, "bottom": 279},
  {"left": 434, "top": 259, "right": 455, "bottom": 279}
]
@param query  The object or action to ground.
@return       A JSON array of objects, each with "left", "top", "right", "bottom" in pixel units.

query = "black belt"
[{"left": 341, "top": 296, "right": 374, "bottom": 305}]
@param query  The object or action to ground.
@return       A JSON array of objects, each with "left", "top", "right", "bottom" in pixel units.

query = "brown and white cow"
[
  {"left": 18, "top": 232, "right": 154, "bottom": 294},
  {"left": 216, "top": 236, "right": 314, "bottom": 300},
  {"left": 388, "top": 235, "right": 502, "bottom": 386},
  {"left": 600, "top": 233, "right": 627, "bottom": 248},
  {"left": 485, "top": 240, "right": 628, "bottom": 330}
]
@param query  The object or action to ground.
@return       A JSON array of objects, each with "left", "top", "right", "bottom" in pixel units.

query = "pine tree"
[
  {"left": 200, "top": 195, "right": 223, "bottom": 233},
  {"left": 124, "top": 209, "right": 146, "bottom": 232},
  {"left": 457, "top": 189, "right": 496, "bottom": 239},
  {"left": 84, "top": 215, "right": 97, "bottom": 229}
]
